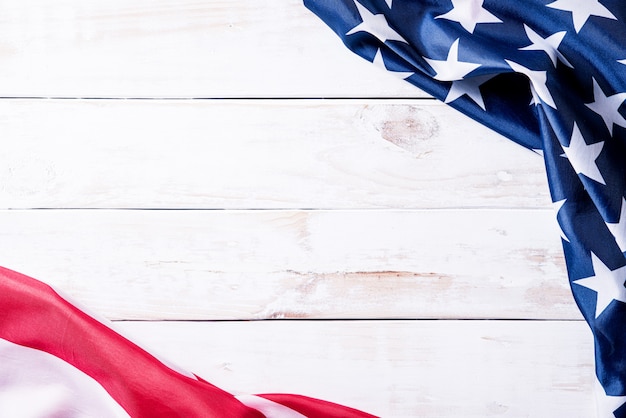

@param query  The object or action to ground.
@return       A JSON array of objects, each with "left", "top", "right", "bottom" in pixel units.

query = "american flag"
[
  {"left": 2, "top": 2, "right": 624, "bottom": 417},
  {"left": 303, "top": 0, "right": 626, "bottom": 416},
  {"left": 0, "top": 267, "right": 376, "bottom": 418}
]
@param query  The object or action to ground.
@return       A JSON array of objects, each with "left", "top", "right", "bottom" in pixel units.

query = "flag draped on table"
[
  {"left": 303, "top": 0, "right": 626, "bottom": 416},
  {"left": 0, "top": 267, "right": 376, "bottom": 418}
]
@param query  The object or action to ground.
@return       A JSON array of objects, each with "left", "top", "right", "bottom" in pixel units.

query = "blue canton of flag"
[{"left": 304, "top": 0, "right": 626, "bottom": 416}]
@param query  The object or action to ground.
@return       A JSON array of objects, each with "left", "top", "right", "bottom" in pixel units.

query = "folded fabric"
[
  {"left": 0, "top": 266, "right": 376, "bottom": 418},
  {"left": 303, "top": 1, "right": 626, "bottom": 416}
]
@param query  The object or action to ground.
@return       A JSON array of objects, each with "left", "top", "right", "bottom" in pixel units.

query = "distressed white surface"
[
  {"left": 0, "top": 99, "right": 549, "bottom": 209},
  {"left": 118, "top": 319, "right": 595, "bottom": 418},
  {"left": 0, "top": 0, "right": 419, "bottom": 98},
  {"left": 0, "top": 208, "right": 575, "bottom": 321},
  {"left": 0, "top": 1, "right": 594, "bottom": 416}
]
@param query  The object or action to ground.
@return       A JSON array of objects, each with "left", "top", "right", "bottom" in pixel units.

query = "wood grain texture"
[
  {"left": 0, "top": 208, "right": 577, "bottom": 321},
  {"left": 0, "top": 0, "right": 420, "bottom": 98},
  {"left": 116, "top": 319, "right": 595, "bottom": 418},
  {"left": 0, "top": 1, "right": 594, "bottom": 415},
  {"left": 0, "top": 99, "right": 550, "bottom": 209}
]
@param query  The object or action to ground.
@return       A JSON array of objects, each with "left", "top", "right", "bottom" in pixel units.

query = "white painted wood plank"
[
  {"left": 0, "top": 99, "right": 550, "bottom": 209},
  {"left": 0, "top": 0, "right": 419, "bottom": 98},
  {"left": 0, "top": 209, "right": 577, "bottom": 321},
  {"left": 116, "top": 319, "right": 595, "bottom": 418}
]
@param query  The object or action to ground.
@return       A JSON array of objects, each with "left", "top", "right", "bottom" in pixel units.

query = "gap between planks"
[{"left": 0, "top": 97, "right": 441, "bottom": 101}]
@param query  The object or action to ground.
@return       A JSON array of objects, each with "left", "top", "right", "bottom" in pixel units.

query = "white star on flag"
[
  {"left": 553, "top": 198, "right": 570, "bottom": 242},
  {"left": 384, "top": 0, "right": 392, "bottom": 8},
  {"left": 547, "top": 0, "right": 617, "bottom": 33},
  {"left": 346, "top": 0, "right": 407, "bottom": 44},
  {"left": 423, "top": 38, "right": 481, "bottom": 81},
  {"left": 435, "top": 0, "right": 502, "bottom": 34},
  {"left": 519, "top": 25, "right": 573, "bottom": 68},
  {"left": 620, "top": 59, "right": 626, "bottom": 65},
  {"left": 574, "top": 253, "right": 626, "bottom": 318},
  {"left": 505, "top": 60, "right": 556, "bottom": 108},
  {"left": 373, "top": 49, "right": 413, "bottom": 79},
  {"left": 529, "top": 88, "right": 541, "bottom": 107},
  {"left": 444, "top": 74, "right": 495, "bottom": 110},
  {"left": 595, "top": 377, "right": 626, "bottom": 417},
  {"left": 561, "top": 122, "right": 605, "bottom": 185},
  {"left": 585, "top": 78, "right": 626, "bottom": 136},
  {"left": 607, "top": 198, "right": 626, "bottom": 253}
]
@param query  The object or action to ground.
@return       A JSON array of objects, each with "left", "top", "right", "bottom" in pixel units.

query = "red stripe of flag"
[
  {"left": 0, "top": 266, "right": 379, "bottom": 417},
  {"left": 0, "top": 266, "right": 263, "bottom": 418}
]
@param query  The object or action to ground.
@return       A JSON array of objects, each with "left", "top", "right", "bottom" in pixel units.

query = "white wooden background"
[{"left": 0, "top": 1, "right": 594, "bottom": 416}]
